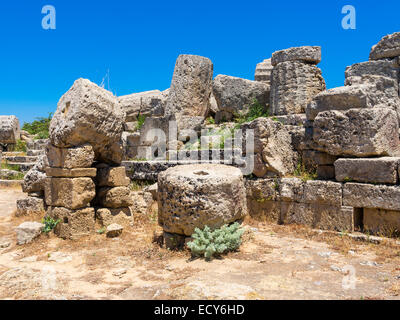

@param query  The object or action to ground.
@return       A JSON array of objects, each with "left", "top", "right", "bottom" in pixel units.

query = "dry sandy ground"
[{"left": 0, "top": 188, "right": 399, "bottom": 300}]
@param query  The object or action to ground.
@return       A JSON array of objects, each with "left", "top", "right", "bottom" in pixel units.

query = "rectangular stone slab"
[
  {"left": 343, "top": 183, "right": 400, "bottom": 211},
  {"left": 335, "top": 157, "right": 400, "bottom": 184},
  {"left": 46, "top": 167, "right": 97, "bottom": 178}
]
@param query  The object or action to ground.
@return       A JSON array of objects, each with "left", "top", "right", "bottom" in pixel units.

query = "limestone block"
[
  {"left": 363, "top": 208, "right": 400, "bottom": 237},
  {"left": 16, "top": 197, "right": 45, "bottom": 216},
  {"left": 15, "top": 222, "right": 44, "bottom": 245},
  {"left": 255, "top": 58, "right": 273, "bottom": 84},
  {"left": 46, "top": 206, "right": 95, "bottom": 239},
  {"left": 45, "top": 167, "right": 97, "bottom": 178},
  {"left": 44, "top": 177, "right": 95, "bottom": 209},
  {"left": 370, "top": 32, "right": 400, "bottom": 60},
  {"left": 96, "top": 166, "right": 130, "bottom": 187},
  {"left": 271, "top": 46, "right": 321, "bottom": 66},
  {"left": 96, "top": 186, "right": 133, "bottom": 208},
  {"left": 303, "top": 180, "right": 342, "bottom": 206},
  {"left": 96, "top": 207, "right": 132, "bottom": 228},
  {"left": 46, "top": 143, "right": 94, "bottom": 169},
  {"left": 334, "top": 157, "right": 400, "bottom": 184},
  {"left": 0, "top": 115, "right": 20, "bottom": 144}
]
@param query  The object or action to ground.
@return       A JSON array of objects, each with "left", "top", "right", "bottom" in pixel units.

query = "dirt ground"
[{"left": 0, "top": 188, "right": 399, "bottom": 300}]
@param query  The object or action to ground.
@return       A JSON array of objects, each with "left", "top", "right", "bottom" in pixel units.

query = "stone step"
[
  {"left": 0, "top": 179, "right": 23, "bottom": 188},
  {"left": 27, "top": 149, "right": 45, "bottom": 156},
  {"left": 3, "top": 156, "right": 38, "bottom": 163},
  {"left": 6, "top": 162, "right": 35, "bottom": 172},
  {"left": 2, "top": 151, "right": 25, "bottom": 157},
  {"left": 122, "top": 159, "right": 247, "bottom": 181}
]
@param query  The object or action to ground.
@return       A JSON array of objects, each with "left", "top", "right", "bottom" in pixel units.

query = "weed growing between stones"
[
  {"left": 187, "top": 223, "right": 244, "bottom": 260},
  {"left": 292, "top": 161, "right": 317, "bottom": 182},
  {"left": 42, "top": 216, "right": 60, "bottom": 233},
  {"left": 234, "top": 98, "right": 269, "bottom": 126}
]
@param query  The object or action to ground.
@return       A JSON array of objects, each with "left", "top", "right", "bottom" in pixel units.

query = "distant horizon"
[{"left": 1, "top": 0, "right": 399, "bottom": 125}]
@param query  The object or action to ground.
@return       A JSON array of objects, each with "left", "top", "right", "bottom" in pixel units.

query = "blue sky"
[{"left": 0, "top": 0, "right": 399, "bottom": 124}]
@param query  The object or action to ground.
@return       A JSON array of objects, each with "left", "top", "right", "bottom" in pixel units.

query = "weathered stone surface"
[
  {"left": 0, "top": 115, "right": 20, "bottom": 144},
  {"left": 370, "top": 32, "right": 400, "bottom": 60},
  {"left": 46, "top": 206, "right": 95, "bottom": 239},
  {"left": 143, "top": 183, "right": 158, "bottom": 201},
  {"left": 46, "top": 144, "right": 94, "bottom": 169},
  {"left": 241, "top": 118, "right": 298, "bottom": 177},
  {"left": 96, "top": 207, "right": 132, "bottom": 227},
  {"left": 158, "top": 164, "right": 247, "bottom": 236},
  {"left": 15, "top": 222, "right": 43, "bottom": 245},
  {"left": 303, "top": 180, "right": 342, "bottom": 206},
  {"left": 123, "top": 121, "right": 138, "bottom": 132},
  {"left": 363, "top": 208, "right": 400, "bottom": 237},
  {"left": 96, "top": 166, "right": 130, "bottom": 187},
  {"left": 313, "top": 205, "right": 354, "bottom": 232},
  {"left": 209, "top": 93, "right": 219, "bottom": 115},
  {"left": 246, "top": 199, "right": 281, "bottom": 223},
  {"left": 130, "top": 190, "right": 155, "bottom": 215},
  {"left": 0, "top": 169, "right": 21, "bottom": 180},
  {"left": 45, "top": 167, "right": 97, "bottom": 178},
  {"left": 279, "top": 178, "right": 304, "bottom": 202},
  {"left": 245, "top": 178, "right": 279, "bottom": 202},
  {"left": 22, "top": 155, "right": 48, "bottom": 194},
  {"left": 345, "top": 60, "right": 399, "bottom": 86},
  {"left": 313, "top": 108, "right": 400, "bottom": 157},
  {"left": 254, "top": 58, "right": 273, "bottom": 84},
  {"left": 306, "top": 77, "right": 400, "bottom": 121},
  {"left": 165, "top": 55, "right": 213, "bottom": 124},
  {"left": 139, "top": 115, "right": 171, "bottom": 149},
  {"left": 106, "top": 223, "right": 123, "bottom": 238},
  {"left": 274, "top": 114, "right": 307, "bottom": 126},
  {"left": 118, "top": 90, "right": 166, "bottom": 122},
  {"left": 96, "top": 186, "right": 133, "bottom": 208},
  {"left": 335, "top": 157, "right": 400, "bottom": 184},
  {"left": 163, "top": 231, "right": 186, "bottom": 250},
  {"left": 343, "top": 183, "right": 400, "bottom": 211},
  {"left": 271, "top": 46, "right": 321, "bottom": 66},
  {"left": 44, "top": 177, "right": 95, "bottom": 209},
  {"left": 49, "top": 78, "right": 125, "bottom": 164},
  {"left": 212, "top": 75, "right": 270, "bottom": 121},
  {"left": 271, "top": 61, "right": 326, "bottom": 115},
  {"left": 16, "top": 197, "right": 45, "bottom": 217},
  {"left": 281, "top": 202, "right": 312, "bottom": 226}
]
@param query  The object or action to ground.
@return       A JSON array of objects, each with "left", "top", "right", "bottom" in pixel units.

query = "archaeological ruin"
[{"left": 2, "top": 31, "right": 400, "bottom": 248}]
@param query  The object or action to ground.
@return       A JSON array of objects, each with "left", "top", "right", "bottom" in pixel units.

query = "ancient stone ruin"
[{"left": 6, "top": 30, "right": 400, "bottom": 246}]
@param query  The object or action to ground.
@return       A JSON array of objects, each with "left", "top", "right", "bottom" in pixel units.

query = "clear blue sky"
[{"left": 0, "top": 0, "right": 399, "bottom": 125}]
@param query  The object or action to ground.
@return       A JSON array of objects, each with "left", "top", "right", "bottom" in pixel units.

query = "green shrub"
[
  {"left": 187, "top": 223, "right": 244, "bottom": 260},
  {"left": 234, "top": 99, "right": 269, "bottom": 125},
  {"left": 22, "top": 113, "right": 52, "bottom": 140},
  {"left": 14, "top": 140, "right": 27, "bottom": 153},
  {"left": 42, "top": 216, "right": 60, "bottom": 233},
  {"left": 135, "top": 114, "right": 147, "bottom": 131}
]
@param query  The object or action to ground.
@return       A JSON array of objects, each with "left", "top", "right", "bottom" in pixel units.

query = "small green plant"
[
  {"left": 97, "top": 227, "right": 106, "bottom": 234},
  {"left": 205, "top": 116, "right": 215, "bottom": 125},
  {"left": 0, "top": 161, "right": 21, "bottom": 172},
  {"left": 10, "top": 139, "right": 27, "bottom": 153},
  {"left": 187, "top": 223, "right": 244, "bottom": 260},
  {"left": 130, "top": 180, "right": 153, "bottom": 191},
  {"left": 42, "top": 217, "right": 60, "bottom": 233},
  {"left": 135, "top": 114, "right": 147, "bottom": 131},
  {"left": 292, "top": 161, "right": 317, "bottom": 182},
  {"left": 234, "top": 99, "right": 269, "bottom": 125}
]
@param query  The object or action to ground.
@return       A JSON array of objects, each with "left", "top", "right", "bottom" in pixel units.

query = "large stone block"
[
  {"left": 302, "top": 150, "right": 337, "bottom": 168},
  {"left": 158, "top": 164, "right": 247, "bottom": 236},
  {"left": 49, "top": 78, "right": 125, "bottom": 164},
  {"left": 165, "top": 54, "right": 213, "bottom": 124},
  {"left": 247, "top": 199, "right": 281, "bottom": 223},
  {"left": 15, "top": 222, "right": 44, "bottom": 245},
  {"left": 212, "top": 74, "right": 270, "bottom": 121},
  {"left": 279, "top": 178, "right": 304, "bottom": 202},
  {"left": 241, "top": 118, "right": 298, "bottom": 177},
  {"left": 313, "top": 108, "right": 400, "bottom": 157},
  {"left": 306, "top": 77, "right": 400, "bottom": 121},
  {"left": 16, "top": 197, "right": 45, "bottom": 216},
  {"left": 96, "top": 207, "right": 132, "bottom": 227},
  {"left": 345, "top": 60, "right": 399, "bottom": 86},
  {"left": 281, "top": 202, "right": 312, "bottom": 226},
  {"left": 22, "top": 155, "right": 48, "bottom": 194},
  {"left": 245, "top": 178, "right": 279, "bottom": 202},
  {"left": 0, "top": 115, "right": 20, "bottom": 144},
  {"left": 363, "top": 208, "right": 400, "bottom": 237},
  {"left": 271, "top": 61, "right": 326, "bottom": 115},
  {"left": 334, "top": 157, "right": 400, "bottom": 184},
  {"left": 44, "top": 177, "right": 95, "bottom": 209},
  {"left": 271, "top": 46, "right": 321, "bottom": 66},
  {"left": 96, "top": 166, "right": 130, "bottom": 187},
  {"left": 46, "top": 143, "right": 94, "bottom": 169},
  {"left": 370, "top": 32, "right": 400, "bottom": 60},
  {"left": 96, "top": 186, "right": 133, "bottom": 208},
  {"left": 343, "top": 183, "right": 400, "bottom": 211},
  {"left": 46, "top": 206, "right": 95, "bottom": 239},
  {"left": 303, "top": 180, "right": 342, "bottom": 206},
  {"left": 254, "top": 58, "right": 273, "bottom": 84},
  {"left": 118, "top": 90, "right": 166, "bottom": 122},
  {"left": 313, "top": 205, "right": 354, "bottom": 232}
]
